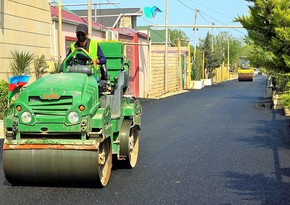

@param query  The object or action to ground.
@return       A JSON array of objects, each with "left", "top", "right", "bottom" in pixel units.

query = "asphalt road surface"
[{"left": 1, "top": 75, "right": 290, "bottom": 205}]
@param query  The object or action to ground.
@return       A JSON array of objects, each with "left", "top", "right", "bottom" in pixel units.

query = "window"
[
  {"left": 65, "top": 36, "right": 77, "bottom": 54},
  {"left": 106, "top": 31, "right": 118, "bottom": 40}
]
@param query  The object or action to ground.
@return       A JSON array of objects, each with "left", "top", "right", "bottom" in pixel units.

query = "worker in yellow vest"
[
  {"left": 63, "top": 23, "right": 108, "bottom": 91},
  {"left": 68, "top": 23, "right": 106, "bottom": 65}
]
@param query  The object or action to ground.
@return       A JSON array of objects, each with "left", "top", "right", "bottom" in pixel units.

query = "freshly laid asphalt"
[{"left": 1, "top": 75, "right": 290, "bottom": 205}]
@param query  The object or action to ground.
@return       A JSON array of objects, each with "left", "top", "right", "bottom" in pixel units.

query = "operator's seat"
[
  {"left": 105, "top": 70, "right": 128, "bottom": 119},
  {"left": 98, "top": 41, "right": 128, "bottom": 118}
]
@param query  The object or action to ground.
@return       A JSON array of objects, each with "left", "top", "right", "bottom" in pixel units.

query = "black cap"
[{"left": 76, "top": 23, "right": 88, "bottom": 34}]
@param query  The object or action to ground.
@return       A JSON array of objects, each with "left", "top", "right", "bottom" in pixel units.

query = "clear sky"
[{"left": 61, "top": 0, "right": 251, "bottom": 45}]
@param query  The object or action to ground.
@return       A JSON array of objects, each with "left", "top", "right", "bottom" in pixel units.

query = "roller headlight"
[
  {"left": 21, "top": 112, "right": 32, "bottom": 123},
  {"left": 68, "top": 111, "right": 79, "bottom": 124}
]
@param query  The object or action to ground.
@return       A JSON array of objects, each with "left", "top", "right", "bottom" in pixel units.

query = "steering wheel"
[{"left": 63, "top": 48, "right": 97, "bottom": 73}]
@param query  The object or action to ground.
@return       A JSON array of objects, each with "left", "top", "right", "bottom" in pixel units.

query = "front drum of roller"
[{"left": 3, "top": 140, "right": 112, "bottom": 187}]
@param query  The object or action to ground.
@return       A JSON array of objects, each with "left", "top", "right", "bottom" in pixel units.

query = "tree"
[
  {"left": 227, "top": 37, "right": 245, "bottom": 70},
  {"left": 198, "top": 32, "right": 246, "bottom": 76},
  {"left": 236, "top": 0, "right": 290, "bottom": 72},
  {"left": 199, "top": 32, "right": 223, "bottom": 78},
  {"left": 169, "top": 29, "right": 190, "bottom": 46},
  {"left": 240, "top": 37, "right": 275, "bottom": 70}
]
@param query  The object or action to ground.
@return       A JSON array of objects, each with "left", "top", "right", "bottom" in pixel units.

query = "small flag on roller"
[{"left": 8, "top": 75, "right": 30, "bottom": 99}]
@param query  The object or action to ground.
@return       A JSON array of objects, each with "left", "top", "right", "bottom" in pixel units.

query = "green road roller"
[{"left": 3, "top": 41, "right": 142, "bottom": 187}]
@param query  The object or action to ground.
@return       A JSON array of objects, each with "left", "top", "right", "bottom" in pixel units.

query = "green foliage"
[
  {"left": 192, "top": 51, "right": 203, "bottom": 80},
  {"left": 281, "top": 82, "right": 290, "bottom": 108},
  {"left": 198, "top": 31, "right": 246, "bottom": 74},
  {"left": 281, "top": 92, "right": 290, "bottom": 109},
  {"left": 198, "top": 32, "right": 223, "bottom": 78},
  {"left": 10, "top": 50, "right": 35, "bottom": 75},
  {"left": 273, "top": 73, "right": 290, "bottom": 92},
  {"left": 214, "top": 32, "right": 246, "bottom": 71},
  {"left": 169, "top": 29, "right": 190, "bottom": 46},
  {"left": 277, "top": 74, "right": 290, "bottom": 109},
  {"left": 34, "top": 55, "right": 48, "bottom": 79},
  {"left": 0, "top": 80, "right": 8, "bottom": 119},
  {"left": 227, "top": 37, "right": 245, "bottom": 70},
  {"left": 236, "top": 0, "right": 290, "bottom": 72},
  {"left": 245, "top": 42, "right": 275, "bottom": 70}
]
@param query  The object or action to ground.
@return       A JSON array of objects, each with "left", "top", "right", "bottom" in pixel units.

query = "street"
[{"left": 1, "top": 75, "right": 290, "bottom": 205}]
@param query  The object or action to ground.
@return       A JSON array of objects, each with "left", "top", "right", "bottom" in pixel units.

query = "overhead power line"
[
  {"left": 175, "top": 0, "right": 246, "bottom": 35},
  {"left": 185, "top": 0, "right": 235, "bottom": 20}
]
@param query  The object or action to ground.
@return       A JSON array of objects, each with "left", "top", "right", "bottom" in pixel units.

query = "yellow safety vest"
[
  {"left": 70, "top": 39, "right": 100, "bottom": 72},
  {"left": 70, "top": 39, "right": 98, "bottom": 62}
]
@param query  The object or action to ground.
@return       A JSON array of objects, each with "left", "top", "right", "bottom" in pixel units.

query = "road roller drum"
[{"left": 238, "top": 56, "right": 254, "bottom": 81}]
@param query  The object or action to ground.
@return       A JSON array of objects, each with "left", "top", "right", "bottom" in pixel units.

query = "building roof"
[
  {"left": 72, "top": 8, "right": 143, "bottom": 28},
  {"left": 50, "top": 6, "right": 147, "bottom": 39},
  {"left": 51, "top": 6, "right": 107, "bottom": 29},
  {"left": 116, "top": 27, "right": 148, "bottom": 39}
]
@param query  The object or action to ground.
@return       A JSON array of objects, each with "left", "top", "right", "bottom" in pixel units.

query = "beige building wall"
[
  {"left": 0, "top": 0, "right": 52, "bottom": 81},
  {"left": 118, "top": 16, "right": 132, "bottom": 28}
]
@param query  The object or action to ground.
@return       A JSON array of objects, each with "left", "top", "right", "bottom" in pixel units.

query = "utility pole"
[
  {"left": 165, "top": 0, "right": 168, "bottom": 92},
  {"left": 227, "top": 40, "right": 230, "bottom": 79},
  {"left": 62, "top": 2, "right": 119, "bottom": 30},
  {"left": 58, "top": 0, "right": 63, "bottom": 59},
  {"left": 187, "top": 42, "right": 191, "bottom": 89},
  {"left": 211, "top": 21, "right": 214, "bottom": 52},
  {"left": 94, "top": 4, "right": 97, "bottom": 22},
  {"left": 221, "top": 32, "right": 225, "bottom": 81},
  {"left": 193, "top": 9, "right": 199, "bottom": 61},
  {"left": 88, "top": 0, "right": 92, "bottom": 36},
  {"left": 178, "top": 38, "right": 182, "bottom": 91}
]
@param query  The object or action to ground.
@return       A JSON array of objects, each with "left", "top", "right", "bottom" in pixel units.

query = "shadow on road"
[
  {"left": 223, "top": 108, "right": 290, "bottom": 204},
  {"left": 223, "top": 171, "right": 290, "bottom": 204}
]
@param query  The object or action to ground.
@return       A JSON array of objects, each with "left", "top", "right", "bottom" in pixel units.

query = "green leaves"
[
  {"left": 0, "top": 80, "right": 8, "bottom": 119},
  {"left": 236, "top": 0, "right": 290, "bottom": 72},
  {"left": 34, "top": 55, "right": 48, "bottom": 79},
  {"left": 198, "top": 32, "right": 243, "bottom": 77},
  {"left": 10, "top": 50, "right": 35, "bottom": 76},
  {"left": 200, "top": 32, "right": 223, "bottom": 70},
  {"left": 169, "top": 29, "right": 190, "bottom": 46}
]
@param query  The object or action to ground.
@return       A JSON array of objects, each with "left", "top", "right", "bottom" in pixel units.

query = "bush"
[
  {"left": 0, "top": 80, "right": 8, "bottom": 119},
  {"left": 10, "top": 50, "right": 35, "bottom": 75},
  {"left": 49, "top": 57, "right": 62, "bottom": 74},
  {"left": 281, "top": 92, "right": 290, "bottom": 109},
  {"left": 34, "top": 54, "right": 48, "bottom": 79},
  {"left": 274, "top": 73, "right": 290, "bottom": 93},
  {"left": 192, "top": 52, "right": 203, "bottom": 80}
]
